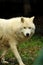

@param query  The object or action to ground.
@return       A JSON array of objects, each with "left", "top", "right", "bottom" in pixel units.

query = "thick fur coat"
[{"left": 0, "top": 17, "right": 35, "bottom": 65}]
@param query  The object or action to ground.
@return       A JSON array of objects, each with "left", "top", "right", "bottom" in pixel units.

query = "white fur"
[{"left": 0, "top": 17, "right": 35, "bottom": 65}]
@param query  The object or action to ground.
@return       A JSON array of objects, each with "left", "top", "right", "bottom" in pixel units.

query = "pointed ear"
[
  {"left": 30, "top": 16, "right": 35, "bottom": 22},
  {"left": 21, "top": 17, "right": 24, "bottom": 23},
  {"left": 31, "top": 16, "right": 35, "bottom": 21}
]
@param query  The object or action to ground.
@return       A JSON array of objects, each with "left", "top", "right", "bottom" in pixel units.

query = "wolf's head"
[{"left": 21, "top": 16, "right": 35, "bottom": 38}]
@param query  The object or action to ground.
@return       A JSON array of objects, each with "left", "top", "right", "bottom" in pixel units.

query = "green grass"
[
  {"left": 0, "top": 34, "right": 43, "bottom": 65},
  {"left": 18, "top": 34, "right": 43, "bottom": 65}
]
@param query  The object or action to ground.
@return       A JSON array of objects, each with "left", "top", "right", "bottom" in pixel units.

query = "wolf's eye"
[
  {"left": 24, "top": 27, "right": 26, "bottom": 29},
  {"left": 29, "top": 27, "right": 31, "bottom": 29}
]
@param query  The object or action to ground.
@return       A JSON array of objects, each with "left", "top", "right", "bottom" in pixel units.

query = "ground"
[{"left": 0, "top": 34, "right": 43, "bottom": 65}]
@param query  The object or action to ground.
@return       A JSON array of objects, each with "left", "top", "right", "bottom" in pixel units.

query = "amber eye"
[
  {"left": 24, "top": 27, "right": 26, "bottom": 29},
  {"left": 29, "top": 27, "right": 31, "bottom": 29}
]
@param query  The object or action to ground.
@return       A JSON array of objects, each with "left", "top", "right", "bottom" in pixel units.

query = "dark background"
[{"left": 0, "top": 0, "right": 43, "bottom": 34}]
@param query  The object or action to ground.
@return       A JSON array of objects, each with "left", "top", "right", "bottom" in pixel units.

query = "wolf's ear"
[
  {"left": 29, "top": 16, "right": 35, "bottom": 22},
  {"left": 21, "top": 17, "right": 24, "bottom": 23},
  {"left": 31, "top": 16, "right": 34, "bottom": 21}
]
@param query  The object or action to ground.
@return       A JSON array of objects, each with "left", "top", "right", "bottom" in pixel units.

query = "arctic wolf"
[{"left": 0, "top": 17, "right": 35, "bottom": 65}]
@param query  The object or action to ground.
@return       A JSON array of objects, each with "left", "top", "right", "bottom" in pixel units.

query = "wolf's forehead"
[
  {"left": 23, "top": 23, "right": 31, "bottom": 27},
  {"left": 23, "top": 22, "right": 35, "bottom": 28},
  {"left": 21, "top": 17, "right": 35, "bottom": 28},
  {"left": 23, "top": 20, "right": 33, "bottom": 25}
]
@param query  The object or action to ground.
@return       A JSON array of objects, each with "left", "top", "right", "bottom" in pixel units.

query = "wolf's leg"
[
  {"left": 1, "top": 49, "right": 9, "bottom": 64},
  {"left": 10, "top": 42, "right": 25, "bottom": 65}
]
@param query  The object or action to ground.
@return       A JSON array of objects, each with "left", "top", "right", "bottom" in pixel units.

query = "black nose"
[{"left": 26, "top": 33, "right": 29, "bottom": 37}]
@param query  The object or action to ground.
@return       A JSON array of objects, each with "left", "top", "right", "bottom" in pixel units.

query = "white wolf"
[{"left": 0, "top": 17, "right": 35, "bottom": 65}]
